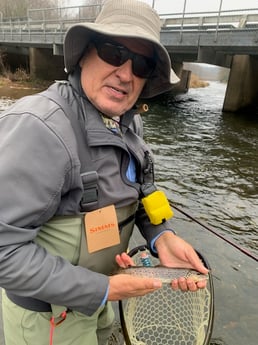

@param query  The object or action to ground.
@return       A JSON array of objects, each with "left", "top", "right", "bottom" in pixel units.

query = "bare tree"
[
  {"left": 1, "top": 0, "right": 105, "bottom": 21},
  {"left": 1, "top": 0, "right": 56, "bottom": 19},
  {"left": 56, "top": 0, "right": 103, "bottom": 21},
  {"left": 76, "top": 0, "right": 103, "bottom": 21}
]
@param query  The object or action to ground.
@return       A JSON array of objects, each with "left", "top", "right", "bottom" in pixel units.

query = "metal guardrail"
[
  {"left": 160, "top": 8, "right": 258, "bottom": 43},
  {"left": 0, "top": 5, "right": 102, "bottom": 46},
  {"left": 0, "top": 5, "right": 258, "bottom": 47},
  {"left": 160, "top": 11, "right": 258, "bottom": 29}
]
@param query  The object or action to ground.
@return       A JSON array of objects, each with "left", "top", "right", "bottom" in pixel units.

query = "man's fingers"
[
  {"left": 171, "top": 276, "right": 207, "bottom": 291},
  {"left": 115, "top": 252, "right": 135, "bottom": 268}
]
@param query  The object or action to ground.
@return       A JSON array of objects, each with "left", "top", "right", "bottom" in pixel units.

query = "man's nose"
[{"left": 115, "top": 59, "right": 134, "bottom": 81}]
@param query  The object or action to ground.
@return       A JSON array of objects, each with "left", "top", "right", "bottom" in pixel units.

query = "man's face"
[{"left": 80, "top": 37, "right": 154, "bottom": 117}]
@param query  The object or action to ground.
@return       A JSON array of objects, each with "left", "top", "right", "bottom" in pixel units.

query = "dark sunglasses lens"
[
  {"left": 133, "top": 55, "right": 156, "bottom": 78},
  {"left": 96, "top": 42, "right": 155, "bottom": 78},
  {"left": 98, "top": 44, "right": 123, "bottom": 66}
]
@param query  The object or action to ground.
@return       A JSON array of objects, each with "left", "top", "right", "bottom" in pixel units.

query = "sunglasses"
[{"left": 93, "top": 40, "right": 156, "bottom": 79}]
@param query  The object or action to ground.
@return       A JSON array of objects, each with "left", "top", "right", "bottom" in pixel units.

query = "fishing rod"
[{"left": 170, "top": 203, "right": 258, "bottom": 262}]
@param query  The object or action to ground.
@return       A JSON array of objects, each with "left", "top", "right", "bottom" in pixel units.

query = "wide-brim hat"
[{"left": 64, "top": 0, "right": 180, "bottom": 99}]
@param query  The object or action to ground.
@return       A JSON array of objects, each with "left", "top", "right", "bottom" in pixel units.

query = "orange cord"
[{"left": 49, "top": 311, "right": 67, "bottom": 345}]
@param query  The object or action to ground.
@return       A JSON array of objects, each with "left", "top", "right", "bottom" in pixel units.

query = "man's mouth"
[{"left": 110, "top": 86, "right": 127, "bottom": 95}]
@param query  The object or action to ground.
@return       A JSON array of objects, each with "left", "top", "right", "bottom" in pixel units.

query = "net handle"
[{"left": 127, "top": 244, "right": 149, "bottom": 258}]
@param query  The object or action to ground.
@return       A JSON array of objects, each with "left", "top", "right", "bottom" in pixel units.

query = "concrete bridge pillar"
[
  {"left": 223, "top": 55, "right": 258, "bottom": 112},
  {"left": 171, "top": 61, "right": 191, "bottom": 93},
  {"left": 29, "top": 47, "right": 66, "bottom": 81}
]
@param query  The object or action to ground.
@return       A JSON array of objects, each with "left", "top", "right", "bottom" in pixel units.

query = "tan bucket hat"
[{"left": 64, "top": 0, "right": 180, "bottom": 99}]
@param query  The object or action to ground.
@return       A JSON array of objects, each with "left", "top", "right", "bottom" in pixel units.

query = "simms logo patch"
[{"left": 89, "top": 222, "right": 116, "bottom": 233}]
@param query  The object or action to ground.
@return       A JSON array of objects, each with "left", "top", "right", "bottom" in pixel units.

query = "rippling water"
[
  {"left": 143, "top": 82, "right": 258, "bottom": 255},
  {"left": 140, "top": 82, "right": 258, "bottom": 345},
  {"left": 0, "top": 82, "right": 257, "bottom": 345}
]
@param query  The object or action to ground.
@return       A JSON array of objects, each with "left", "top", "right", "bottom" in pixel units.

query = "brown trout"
[{"left": 118, "top": 266, "right": 209, "bottom": 284}]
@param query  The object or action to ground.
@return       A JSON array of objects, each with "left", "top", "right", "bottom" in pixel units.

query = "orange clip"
[{"left": 49, "top": 311, "right": 67, "bottom": 345}]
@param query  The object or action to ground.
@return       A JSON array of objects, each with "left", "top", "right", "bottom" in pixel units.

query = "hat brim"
[{"left": 64, "top": 22, "right": 180, "bottom": 98}]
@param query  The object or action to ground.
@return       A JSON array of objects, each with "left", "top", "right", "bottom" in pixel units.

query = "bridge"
[{"left": 0, "top": 4, "right": 258, "bottom": 112}]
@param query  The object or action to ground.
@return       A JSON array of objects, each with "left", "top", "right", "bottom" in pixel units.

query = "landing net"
[{"left": 119, "top": 245, "right": 214, "bottom": 345}]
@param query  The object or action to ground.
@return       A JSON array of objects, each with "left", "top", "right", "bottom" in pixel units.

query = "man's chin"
[{"left": 98, "top": 103, "right": 128, "bottom": 118}]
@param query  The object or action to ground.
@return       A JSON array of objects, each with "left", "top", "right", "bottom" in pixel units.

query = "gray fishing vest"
[{"left": 35, "top": 89, "right": 139, "bottom": 275}]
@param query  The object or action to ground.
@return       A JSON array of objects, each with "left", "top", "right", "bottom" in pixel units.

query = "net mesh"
[{"left": 121, "top": 247, "right": 213, "bottom": 345}]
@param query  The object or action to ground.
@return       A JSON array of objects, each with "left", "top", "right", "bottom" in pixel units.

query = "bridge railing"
[
  {"left": 160, "top": 8, "right": 258, "bottom": 42},
  {"left": 0, "top": 5, "right": 258, "bottom": 45},
  {"left": 160, "top": 8, "right": 258, "bottom": 30},
  {"left": 0, "top": 4, "right": 102, "bottom": 38},
  {"left": 27, "top": 4, "right": 102, "bottom": 22}
]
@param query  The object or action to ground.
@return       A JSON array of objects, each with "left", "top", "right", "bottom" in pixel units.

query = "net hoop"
[{"left": 119, "top": 244, "right": 214, "bottom": 345}]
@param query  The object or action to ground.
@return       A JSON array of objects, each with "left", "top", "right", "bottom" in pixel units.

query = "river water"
[
  {"left": 0, "top": 82, "right": 257, "bottom": 345},
  {"left": 143, "top": 82, "right": 258, "bottom": 256}
]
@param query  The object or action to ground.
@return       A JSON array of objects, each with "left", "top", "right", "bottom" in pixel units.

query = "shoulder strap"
[{"left": 40, "top": 89, "right": 98, "bottom": 210}]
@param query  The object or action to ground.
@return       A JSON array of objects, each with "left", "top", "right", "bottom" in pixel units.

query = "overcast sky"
[
  {"left": 66, "top": 0, "right": 258, "bottom": 14},
  {"left": 150, "top": 0, "right": 258, "bottom": 14}
]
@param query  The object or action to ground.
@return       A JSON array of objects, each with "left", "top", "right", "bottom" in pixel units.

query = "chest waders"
[
  {"left": 2, "top": 89, "right": 139, "bottom": 345},
  {"left": 3, "top": 203, "right": 137, "bottom": 345},
  {"left": 36, "top": 203, "right": 138, "bottom": 275}
]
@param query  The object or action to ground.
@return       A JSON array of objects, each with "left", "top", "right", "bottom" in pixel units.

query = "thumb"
[{"left": 190, "top": 252, "right": 209, "bottom": 274}]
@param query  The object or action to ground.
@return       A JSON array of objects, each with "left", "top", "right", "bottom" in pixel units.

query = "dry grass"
[
  {"left": 0, "top": 52, "right": 51, "bottom": 91},
  {"left": 189, "top": 73, "right": 209, "bottom": 88},
  {"left": 0, "top": 71, "right": 51, "bottom": 90},
  {"left": 0, "top": 74, "right": 52, "bottom": 98}
]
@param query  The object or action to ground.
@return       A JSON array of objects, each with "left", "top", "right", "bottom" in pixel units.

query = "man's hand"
[
  {"left": 155, "top": 232, "right": 209, "bottom": 291},
  {"left": 108, "top": 274, "right": 162, "bottom": 301},
  {"left": 108, "top": 253, "right": 161, "bottom": 301}
]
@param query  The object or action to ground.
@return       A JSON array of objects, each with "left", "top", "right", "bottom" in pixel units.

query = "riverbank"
[
  {"left": 0, "top": 73, "right": 209, "bottom": 99},
  {"left": 189, "top": 73, "right": 209, "bottom": 88},
  {"left": 0, "top": 76, "right": 51, "bottom": 98}
]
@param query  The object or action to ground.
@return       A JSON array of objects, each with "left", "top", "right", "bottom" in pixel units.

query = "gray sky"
[
  {"left": 151, "top": 0, "right": 258, "bottom": 14},
  {"left": 67, "top": 0, "right": 258, "bottom": 14}
]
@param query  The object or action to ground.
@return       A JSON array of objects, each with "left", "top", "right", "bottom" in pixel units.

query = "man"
[{"left": 0, "top": 0, "right": 208, "bottom": 344}]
